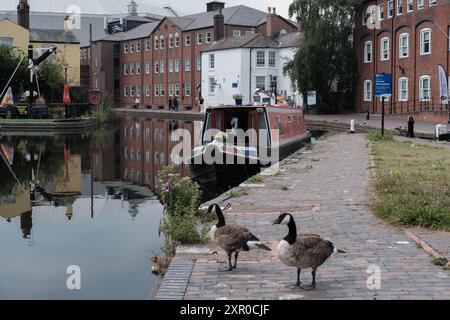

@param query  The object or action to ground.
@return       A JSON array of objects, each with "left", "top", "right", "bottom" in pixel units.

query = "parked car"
[{"left": 0, "top": 105, "right": 20, "bottom": 118}]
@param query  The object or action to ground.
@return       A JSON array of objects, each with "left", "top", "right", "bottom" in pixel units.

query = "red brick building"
[
  {"left": 119, "top": 2, "right": 298, "bottom": 110},
  {"left": 354, "top": 0, "right": 450, "bottom": 121}
]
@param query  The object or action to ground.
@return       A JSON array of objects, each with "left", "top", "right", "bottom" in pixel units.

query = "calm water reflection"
[{"left": 0, "top": 115, "right": 202, "bottom": 299}]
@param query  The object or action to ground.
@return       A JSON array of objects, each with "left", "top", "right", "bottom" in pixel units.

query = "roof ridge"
[{"left": 240, "top": 33, "right": 261, "bottom": 47}]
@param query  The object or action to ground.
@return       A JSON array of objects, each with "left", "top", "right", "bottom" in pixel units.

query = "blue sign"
[
  {"left": 232, "top": 83, "right": 238, "bottom": 88},
  {"left": 374, "top": 73, "right": 392, "bottom": 96}
]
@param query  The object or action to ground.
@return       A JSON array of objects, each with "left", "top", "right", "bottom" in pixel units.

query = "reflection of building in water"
[
  {"left": 91, "top": 130, "right": 120, "bottom": 182},
  {"left": 0, "top": 185, "right": 31, "bottom": 221},
  {"left": 120, "top": 117, "right": 199, "bottom": 191},
  {"left": 0, "top": 185, "right": 34, "bottom": 238}
]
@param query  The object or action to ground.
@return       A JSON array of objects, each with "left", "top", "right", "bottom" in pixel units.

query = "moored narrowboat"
[{"left": 188, "top": 103, "right": 311, "bottom": 195}]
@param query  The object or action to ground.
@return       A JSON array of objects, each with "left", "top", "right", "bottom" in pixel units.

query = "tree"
[
  {"left": 284, "top": 0, "right": 360, "bottom": 113},
  {"left": 36, "top": 59, "right": 65, "bottom": 103},
  {"left": 0, "top": 45, "right": 28, "bottom": 100},
  {"left": 0, "top": 45, "right": 65, "bottom": 103}
]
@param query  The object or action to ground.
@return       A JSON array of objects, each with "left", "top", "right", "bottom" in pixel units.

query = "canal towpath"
[{"left": 155, "top": 133, "right": 450, "bottom": 300}]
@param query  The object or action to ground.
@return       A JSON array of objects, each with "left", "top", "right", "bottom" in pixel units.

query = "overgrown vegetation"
[
  {"left": 228, "top": 189, "right": 249, "bottom": 198},
  {"left": 91, "top": 95, "right": 113, "bottom": 123},
  {"left": 247, "top": 175, "right": 265, "bottom": 184},
  {"left": 369, "top": 134, "right": 450, "bottom": 231},
  {"left": 152, "top": 165, "right": 206, "bottom": 275}
]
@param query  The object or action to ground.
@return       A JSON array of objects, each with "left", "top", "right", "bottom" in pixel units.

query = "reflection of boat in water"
[{"left": 188, "top": 103, "right": 311, "bottom": 195}]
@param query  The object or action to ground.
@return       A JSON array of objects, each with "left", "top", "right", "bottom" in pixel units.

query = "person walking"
[
  {"left": 168, "top": 97, "right": 173, "bottom": 111},
  {"left": 173, "top": 97, "right": 179, "bottom": 112}
]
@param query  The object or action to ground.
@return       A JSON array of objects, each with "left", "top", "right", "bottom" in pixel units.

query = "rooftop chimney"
[
  {"left": 266, "top": 6, "right": 277, "bottom": 37},
  {"left": 213, "top": 8, "right": 224, "bottom": 41},
  {"left": 207, "top": 1, "right": 225, "bottom": 13},
  {"left": 17, "top": 0, "right": 30, "bottom": 30}
]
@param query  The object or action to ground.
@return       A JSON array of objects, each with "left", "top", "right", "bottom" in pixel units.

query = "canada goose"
[
  {"left": 207, "top": 203, "right": 271, "bottom": 271},
  {"left": 272, "top": 213, "right": 346, "bottom": 290}
]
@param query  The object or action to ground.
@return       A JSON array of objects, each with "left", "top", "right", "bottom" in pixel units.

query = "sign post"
[{"left": 374, "top": 73, "right": 392, "bottom": 137}]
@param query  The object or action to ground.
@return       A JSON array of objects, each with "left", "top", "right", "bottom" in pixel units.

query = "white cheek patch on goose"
[{"left": 281, "top": 215, "right": 291, "bottom": 225}]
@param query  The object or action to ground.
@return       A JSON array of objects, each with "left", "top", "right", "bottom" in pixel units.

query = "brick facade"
[
  {"left": 119, "top": 6, "right": 297, "bottom": 110},
  {"left": 354, "top": 0, "right": 450, "bottom": 115}
]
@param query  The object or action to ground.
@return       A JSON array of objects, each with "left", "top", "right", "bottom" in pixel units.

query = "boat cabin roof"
[{"left": 206, "top": 104, "right": 294, "bottom": 111}]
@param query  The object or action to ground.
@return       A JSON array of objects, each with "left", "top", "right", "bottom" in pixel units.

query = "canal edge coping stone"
[{"left": 153, "top": 257, "right": 195, "bottom": 300}]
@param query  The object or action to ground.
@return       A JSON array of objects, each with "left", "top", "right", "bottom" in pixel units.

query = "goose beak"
[{"left": 272, "top": 219, "right": 280, "bottom": 225}]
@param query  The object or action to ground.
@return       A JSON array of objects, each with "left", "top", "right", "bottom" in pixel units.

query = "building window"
[
  {"left": 185, "top": 58, "right": 191, "bottom": 72},
  {"left": 160, "top": 84, "right": 165, "bottom": 96},
  {"left": 418, "top": 0, "right": 424, "bottom": 9},
  {"left": 124, "top": 64, "right": 129, "bottom": 75},
  {"left": 364, "top": 41, "right": 372, "bottom": 63},
  {"left": 136, "top": 42, "right": 141, "bottom": 52},
  {"left": 154, "top": 36, "right": 159, "bottom": 49},
  {"left": 169, "top": 84, "right": 174, "bottom": 96},
  {"left": 169, "top": 59, "right": 174, "bottom": 73},
  {"left": 169, "top": 34, "right": 174, "bottom": 48},
  {"left": 209, "top": 54, "right": 215, "bottom": 69},
  {"left": 256, "top": 51, "right": 265, "bottom": 67},
  {"left": 185, "top": 83, "right": 191, "bottom": 96},
  {"left": 145, "top": 62, "right": 150, "bottom": 74},
  {"left": 136, "top": 85, "right": 141, "bottom": 97},
  {"left": 245, "top": 30, "right": 255, "bottom": 35},
  {"left": 185, "top": 34, "right": 191, "bottom": 46},
  {"left": 155, "top": 84, "right": 159, "bottom": 96},
  {"left": 196, "top": 33, "right": 203, "bottom": 44},
  {"left": 145, "top": 40, "right": 150, "bottom": 51},
  {"left": 407, "top": 0, "right": 413, "bottom": 12},
  {"left": 233, "top": 30, "right": 241, "bottom": 37},
  {"left": 130, "top": 43, "right": 134, "bottom": 53},
  {"left": 380, "top": 37, "right": 389, "bottom": 61},
  {"left": 136, "top": 63, "right": 141, "bottom": 75},
  {"left": 130, "top": 85, "right": 135, "bottom": 97},
  {"left": 399, "top": 33, "right": 409, "bottom": 58},
  {"left": 379, "top": 4, "right": 384, "bottom": 20},
  {"left": 206, "top": 32, "right": 212, "bottom": 43},
  {"left": 419, "top": 75, "right": 431, "bottom": 101},
  {"left": 145, "top": 150, "right": 150, "bottom": 163},
  {"left": 209, "top": 77, "right": 216, "bottom": 94},
  {"left": 398, "top": 77, "right": 408, "bottom": 102},
  {"left": 196, "top": 56, "right": 201, "bottom": 71},
  {"left": 268, "top": 51, "right": 276, "bottom": 67},
  {"left": 175, "top": 84, "right": 180, "bottom": 96},
  {"left": 397, "top": 0, "right": 403, "bottom": 15},
  {"left": 159, "top": 35, "right": 164, "bottom": 49},
  {"left": 160, "top": 60, "right": 164, "bottom": 73},
  {"left": 429, "top": 0, "right": 436, "bottom": 6},
  {"left": 387, "top": 1, "right": 393, "bottom": 17},
  {"left": 175, "top": 59, "right": 180, "bottom": 72},
  {"left": 363, "top": 80, "right": 372, "bottom": 101},
  {"left": 124, "top": 85, "right": 129, "bottom": 97},
  {"left": 420, "top": 28, "right": 431, "bottom": 55},
  {"left": 124, "top": 43, "right": 129, "bottom": 53},
  {"left": 256, "top": 76, "right": 266, "bottom": 91},
  {"left": 145, "top": 84, "right": 151, "bottom": 97},
  {"left": 124, "top": 148, "right": 129, "bottom": 160},
  {"left": 154, "top": 61, "right": 159, "bottom": 73},
  {"left": 130, "top": 63, "right": 135, "bottom": 75}
]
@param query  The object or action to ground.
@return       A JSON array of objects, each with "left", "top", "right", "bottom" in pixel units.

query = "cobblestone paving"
[{"left": 163, "top": 133, "right": 450, "bottom": 300}]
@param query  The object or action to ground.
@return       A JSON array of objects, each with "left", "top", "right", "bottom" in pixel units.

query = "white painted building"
[{"left": 201, "top": 32, "right": 303, "bottom": 108}]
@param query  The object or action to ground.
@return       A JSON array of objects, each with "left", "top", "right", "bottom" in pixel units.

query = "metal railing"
[{"left": 388, "top": 97, "right": 449, "bottom": 114}]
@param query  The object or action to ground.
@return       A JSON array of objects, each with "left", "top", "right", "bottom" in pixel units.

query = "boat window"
[
  {"left": 275, "top": 115, "right": 284, "bottom": 135},
  {"left": 258, "top": 112, "right": 270, "bottom": 148}
]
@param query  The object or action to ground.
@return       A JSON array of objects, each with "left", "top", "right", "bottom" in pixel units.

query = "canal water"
[{"left": 0, "top": 115, "right": 203, "bottom": 299}]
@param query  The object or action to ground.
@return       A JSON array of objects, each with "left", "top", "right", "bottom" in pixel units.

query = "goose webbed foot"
[
  {"left": 286, "top": 282, "right": 302, "bottom": 289},
  {"left": 219, "top": 266, "right": 234, "bottom": 272},
  {"left": 299, "top": 283, "right": 316, "bottom": 290}
]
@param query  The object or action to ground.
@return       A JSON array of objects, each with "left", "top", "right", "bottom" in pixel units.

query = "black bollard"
[
  {"left": 407, "top": 116, "right": 415, "bottom": 138},
  {"left": 366, "top": 109, "right": 370, "bottom": 121}
]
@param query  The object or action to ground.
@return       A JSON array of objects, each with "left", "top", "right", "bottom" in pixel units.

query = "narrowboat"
[{"left": 188, "top": 103, "right": 311, "bottom": 195}]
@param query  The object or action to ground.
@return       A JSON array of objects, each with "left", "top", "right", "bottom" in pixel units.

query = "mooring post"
[{"left": 350, "top": 119, "right": 355, "bottom": 134}]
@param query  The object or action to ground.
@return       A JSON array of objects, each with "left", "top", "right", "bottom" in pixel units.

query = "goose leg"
[
  {"left": 301, "top": 269, "right": 317, "bottom": 290},
  {"left": 233, "top": 251, "right": 239, "bottom": 269},
  {"left": 220, "top": 251, "right": 233, "bottom": 272},
  {"left": 286, "top": 268, "right": 302, "bottom": 288}
]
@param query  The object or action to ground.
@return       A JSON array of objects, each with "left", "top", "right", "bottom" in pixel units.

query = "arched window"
[
  {"left": 154, "top": 35, "right": 159, "bottom": 49},
  {"left": 174, "top": 32, "right": 180, "bottom": 47},
  {"left": 279, "top": 29, "right": 287, "bottom": 35},
  {"left": 160, "top": 35, "right": 165, "bottom": 49},
  {"left": 399, "top": 33, "right": 409, "bottom": 58},
  {"left": 169, "top": 33, "right": 174, "bottom": 48}
]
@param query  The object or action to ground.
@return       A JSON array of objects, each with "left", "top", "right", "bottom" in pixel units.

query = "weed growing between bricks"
[{"left": 368, "top": 133, "right": 450, "bottom": 231}]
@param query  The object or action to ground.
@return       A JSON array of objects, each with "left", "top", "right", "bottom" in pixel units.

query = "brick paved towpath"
[{"left": 155, "top": 133, "right": 450, "bottom": 300}]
